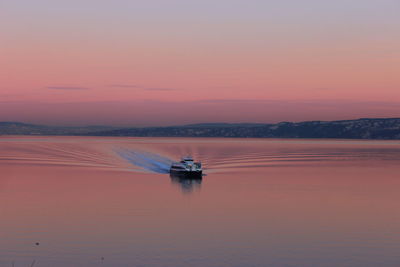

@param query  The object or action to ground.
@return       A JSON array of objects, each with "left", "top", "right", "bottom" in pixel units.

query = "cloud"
[
  {"left": 47, "top": 86, "right": 90, "bottom": 90},
  {"left": 0, "top": 93, "right": 17, "bottom": 98}
]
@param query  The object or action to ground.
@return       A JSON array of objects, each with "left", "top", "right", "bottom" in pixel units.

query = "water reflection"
[
  {"left": 170, "top": 173, "right": 202, "bottom": 193},
  {"left": 3, "top": 137, "right": 400, "bottom": 266}
]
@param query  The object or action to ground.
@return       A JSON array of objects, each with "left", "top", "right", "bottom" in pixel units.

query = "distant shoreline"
[{"left": 1, "top": 118, "right": 400, "bottom": 140}]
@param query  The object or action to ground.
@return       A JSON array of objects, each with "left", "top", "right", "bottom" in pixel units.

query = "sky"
[{"left": 1, "top": 0, "right": 399, "bottom": 126}]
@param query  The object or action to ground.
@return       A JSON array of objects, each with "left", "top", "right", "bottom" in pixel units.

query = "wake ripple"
[{"left": 115, "top": 148, "right": 174, "bottom": 174}]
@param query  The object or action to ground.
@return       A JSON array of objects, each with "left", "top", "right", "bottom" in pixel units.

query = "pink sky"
[{"left": 1, "top": 0, "right": 399, "bottom": 126}]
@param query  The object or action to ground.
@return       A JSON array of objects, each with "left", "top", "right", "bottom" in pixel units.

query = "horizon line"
[{"left": 1, "top": 117, "right": 400, "bottom": 128}]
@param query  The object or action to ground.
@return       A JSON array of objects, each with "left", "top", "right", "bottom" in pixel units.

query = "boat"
[{"left": 170, "top": 156, "right": 202, "bottom": 179}]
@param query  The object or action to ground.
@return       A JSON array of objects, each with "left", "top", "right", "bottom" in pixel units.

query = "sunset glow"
[{"left": 1, "top": 0, "right": 399, "bottom": 125}]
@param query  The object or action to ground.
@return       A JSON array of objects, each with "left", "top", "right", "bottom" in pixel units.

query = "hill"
[
  {"left": 90, "top": 118, "right": 400, "bottom": 139},
  {"left": 1, "top": 118, "right": 400, "bottom": 139},
  {"left": 0, "top": 122, "right": 118, "bottom": 136}
]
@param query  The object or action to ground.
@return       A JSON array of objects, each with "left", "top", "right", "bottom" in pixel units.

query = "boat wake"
[{"left": 115, "top": 148, "right": 173, "bottom": 174}]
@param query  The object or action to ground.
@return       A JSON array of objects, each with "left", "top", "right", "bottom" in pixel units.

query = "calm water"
[{"left": 1, "top": 137, "right": 400, "bottom": 267}]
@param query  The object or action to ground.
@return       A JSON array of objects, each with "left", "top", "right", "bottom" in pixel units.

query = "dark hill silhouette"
[{"left": 1, "top": 118, "right": 400, "bottom": 139}]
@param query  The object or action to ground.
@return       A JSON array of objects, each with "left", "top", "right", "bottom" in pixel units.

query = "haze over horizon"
[
  {"left": 1, "top": 0, "right": 399, "bottom": 125},
  {"left": 1, "top": 100, "right": 400, "bottom": 127}
]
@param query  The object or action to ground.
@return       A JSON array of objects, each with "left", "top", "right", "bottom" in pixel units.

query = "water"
[{"left": 1, "top": 136, "right": 400, "bottom": 267}]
